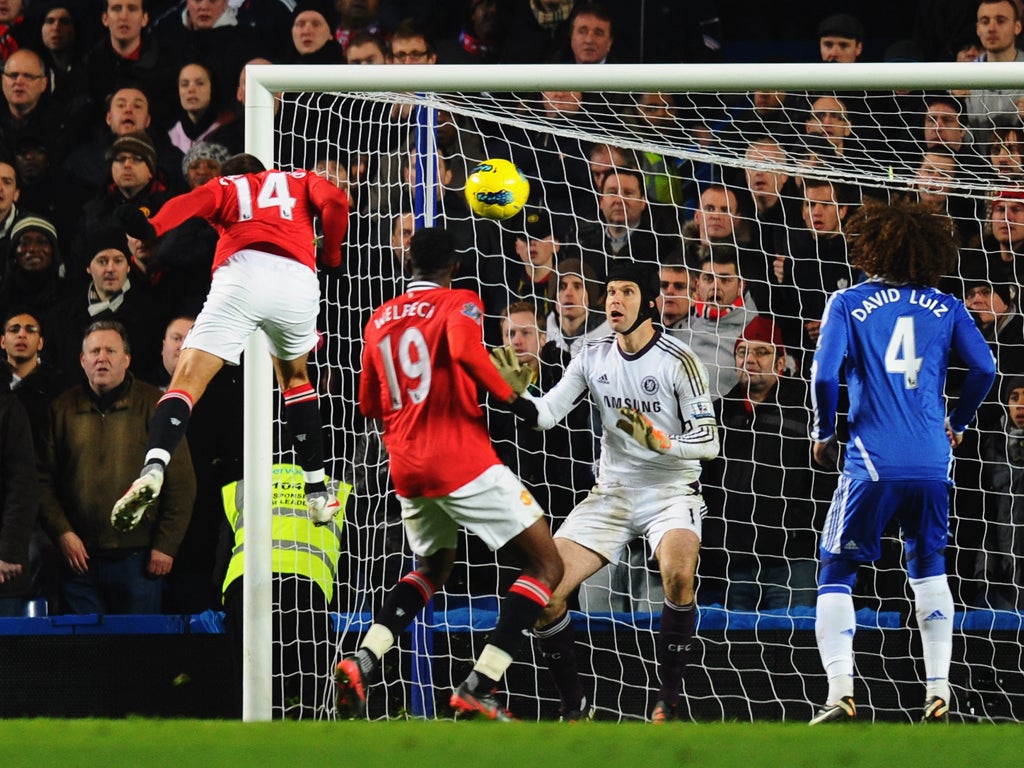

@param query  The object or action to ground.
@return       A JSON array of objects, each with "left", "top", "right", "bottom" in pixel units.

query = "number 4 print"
[{"left": 885, "top": 315, "right": 922, "bottom": 389}]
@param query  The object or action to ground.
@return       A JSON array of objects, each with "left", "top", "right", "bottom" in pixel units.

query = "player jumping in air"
[
  {"left": 334, "top": 227, "right": 561, "bottom": 721},
  {"left": 111, "top": 153, "right": 349, "bottom": 530},
  {"left": 808, "top": 197, "right": 995, "bottom": 724},
  {"left": 494, "top": 261, "right": 720, "bottom": 723}
]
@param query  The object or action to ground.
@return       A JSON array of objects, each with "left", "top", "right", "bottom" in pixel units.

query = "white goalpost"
[{"left": 241, "top": 62, "right": 1024, "bottom": 722}]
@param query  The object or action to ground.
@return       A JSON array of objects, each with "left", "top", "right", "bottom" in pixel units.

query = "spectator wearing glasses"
[
  {"left": 70, "top": 130, "right": 170, "bottom": 273},
  {"left": 0, "top": 49, "right": 74, "bottom": 167},
  {"left": 2, "top": 307, "right": 70, "bottom": 440},
  {"left": 387, "top": 18, "right": 437, "bottom": 64},
  {"left": 701, "top": 316, "right": 820, "bottom": 611}
]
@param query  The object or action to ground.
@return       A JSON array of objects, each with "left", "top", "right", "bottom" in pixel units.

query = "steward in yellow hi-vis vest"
[
  {"left": 221, "top": 464, "right": 348, "bottom": 602},
  {"left": 221, "top": 463, "right": 352, "bottom": 720}
]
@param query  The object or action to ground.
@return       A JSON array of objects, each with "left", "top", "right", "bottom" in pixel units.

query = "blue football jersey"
[{"left": 811, "top": 279, "right": 995, "bottom": 481}]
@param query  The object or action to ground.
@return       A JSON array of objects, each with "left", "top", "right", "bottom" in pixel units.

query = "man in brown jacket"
[{"left": 38, "top": 320, "right": 195, "bottom": 614}]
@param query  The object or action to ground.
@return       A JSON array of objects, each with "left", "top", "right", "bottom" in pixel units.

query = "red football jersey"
[
  {"left": 148, "top": 170, "right": 349, "bottom": 273},
  {"left": 360, "top": 281, "right": 515, "bottom": 498}
]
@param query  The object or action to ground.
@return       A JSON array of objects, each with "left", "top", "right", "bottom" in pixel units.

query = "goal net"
[{"left": 247, "top": 63, "right": 1024, "bottom": 722}]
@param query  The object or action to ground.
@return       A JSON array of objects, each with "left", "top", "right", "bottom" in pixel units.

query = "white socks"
[
  {"left": 361, "top": 624, "right": 395, "bottom": 661},
  {"left": 910, "top": 574, "right": 953, "bottom": 702},
  {"left": 815, "top": 590, "right": 856, "bottom": 704},
  {"left": 474, "top": 644, "right": 514, "bottom": 683}
]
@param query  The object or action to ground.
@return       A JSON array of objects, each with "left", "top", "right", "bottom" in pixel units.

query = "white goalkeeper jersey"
[{"left": 529, "top": 329, "right": 719, "bottom": 488}]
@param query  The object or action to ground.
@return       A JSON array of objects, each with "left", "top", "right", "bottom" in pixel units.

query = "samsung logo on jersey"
[
  {"left": 374, "top": 301, "right": 436, "bottom": 329},
  {"left": 850, "top": 288, "right": 949, "bottom": 322},
  {"left": 602, "top": 395, "right": 662, "bottom": 413}
]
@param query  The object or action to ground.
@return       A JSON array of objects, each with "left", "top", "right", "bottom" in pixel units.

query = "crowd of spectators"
[{"left": 2, "top": 0, "right": 1024, "bottom": 623}]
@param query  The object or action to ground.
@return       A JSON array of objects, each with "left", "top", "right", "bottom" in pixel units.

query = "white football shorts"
[
  {"left": 554, "top": 480, "right": 706, "bottom": 563},
  {"left": 183, "top": 250, "right": 320, "bottom": 365},
  {"left": 399, "top": 464, "right": 545, "bottom": 557}
]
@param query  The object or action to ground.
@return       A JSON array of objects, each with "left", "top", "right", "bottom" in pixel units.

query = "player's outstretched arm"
[
  {"left": 617, "top": 405, "right": 719, "bottom": 459},
  {"left": 143, "top": 185, "right": 221, "bottom": 238},
  {"left": 310, "top": 175, "right": 349, "bottom": 269}
]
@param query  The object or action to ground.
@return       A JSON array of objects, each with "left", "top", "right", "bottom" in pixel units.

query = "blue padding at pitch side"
[
  {"left": 0, "top": 617, "right": 72, "bottom": 636},
  {"left": 957, "top": 609, "right": 1024, "bottom": 631},
  {"left": 189, "top": 609, "right": 227, "bottom": 634},
  {"left": 4, "top": 607, "right": 1024, "bottom": 637},
  {"left": 0, "top": 614, "right": 191, "bottom": 635}
]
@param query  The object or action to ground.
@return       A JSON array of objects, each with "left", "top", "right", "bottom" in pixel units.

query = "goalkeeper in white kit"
[{"left": 493, "top": 261, "right": 719, "bottom": 723}]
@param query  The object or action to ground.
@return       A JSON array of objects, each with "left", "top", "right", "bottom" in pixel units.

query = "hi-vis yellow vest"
[{"left": 221, "top": 464, "right": 349, "bottom": 604}]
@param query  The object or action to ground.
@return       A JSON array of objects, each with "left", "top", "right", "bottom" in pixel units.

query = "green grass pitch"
[{"left": 1, "top": 720, "right": 1020, "bottom": 768}]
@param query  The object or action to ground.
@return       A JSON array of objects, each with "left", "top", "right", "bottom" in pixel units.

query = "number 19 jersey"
[{"left": 360, "top": 281, "right": 514, "bottom": 498}]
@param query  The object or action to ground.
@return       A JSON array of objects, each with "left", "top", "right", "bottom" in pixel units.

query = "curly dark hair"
[{"left": 845, "top": 196, "right": 957, "bottom": 288}]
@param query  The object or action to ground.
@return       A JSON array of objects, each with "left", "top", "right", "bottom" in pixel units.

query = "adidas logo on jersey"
[
  {"left": 843, "top": 541, "right": 860, "bottom": 551},
  {"left": 923, "top": 610, "right": 948, "bottom": 622},
  {"left": 596, "top": 373, "right": 610, "bottom": 384}
]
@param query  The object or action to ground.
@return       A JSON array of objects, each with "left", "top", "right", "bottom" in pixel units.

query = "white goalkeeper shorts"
[
  {"left": 554, "top": 480, "right": 705, "bottom": 564},
  {"left": 398, "top": 464, "right": 545, "bottom": 557},
  {"left": 183, "top": 250, "right": 320, "bottom": 365}
]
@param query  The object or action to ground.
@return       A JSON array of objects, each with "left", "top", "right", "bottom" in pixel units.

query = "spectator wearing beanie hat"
[
  {"left": 289, "top": 0, "right": 344, "bottom": 63},
  {"left": 63, "top": 86, "right": 183, "bottom": 198},
  {"left": 48, "top": 225, "right": 162, "bottom": 383},
  {"left": 70, "top": 130, "right": 171, "bottom": 274},
  {"left": 700, "top": 313, "right": 821, "bottom": 611},
  {"left": 0, "top": 215, "right": 70, "bottom": 319},
  {"left": 181, "top": 141, "right": 229, "bottom": 189},
  {"left": 105, "top": 130, "right": 159, "bottom": 179}
]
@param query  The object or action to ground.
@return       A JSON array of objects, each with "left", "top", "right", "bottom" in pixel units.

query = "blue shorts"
[{"left": 819, "top": 476, "right": 951, "bottom": 564}]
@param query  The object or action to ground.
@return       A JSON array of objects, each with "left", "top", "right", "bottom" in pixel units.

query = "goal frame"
[{"left": 240, "top": 60, "right": 1024, "bottom": 722}]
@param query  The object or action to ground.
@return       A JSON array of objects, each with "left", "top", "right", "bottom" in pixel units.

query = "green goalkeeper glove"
[
  {"left": 615, "top": 407, "right": 672, "bottom": 454},
  {"left": 489, "top": 345, "right": 537, "bottom": 394}
]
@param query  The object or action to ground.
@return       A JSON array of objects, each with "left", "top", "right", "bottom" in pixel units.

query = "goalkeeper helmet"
[{"left": 606, "top": 261, "right": 661, "bottom": 333}]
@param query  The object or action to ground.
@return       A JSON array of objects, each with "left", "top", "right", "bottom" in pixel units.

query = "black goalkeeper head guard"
[{"left": 606, "top": 261, "right": 661, "bottom": 335}]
